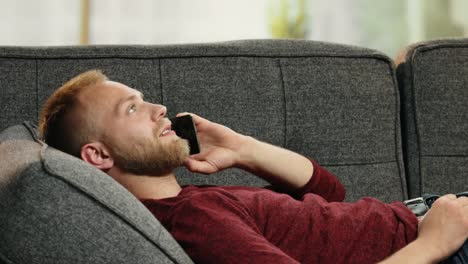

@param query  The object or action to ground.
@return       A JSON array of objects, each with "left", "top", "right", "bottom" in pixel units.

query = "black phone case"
[{"left": 170, "top": 115, "right": 200, "bottom": 155}]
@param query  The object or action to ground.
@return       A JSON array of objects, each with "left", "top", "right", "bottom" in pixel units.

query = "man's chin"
[{"left": 109, "top": 137, "right": 190, "bottom": 176}]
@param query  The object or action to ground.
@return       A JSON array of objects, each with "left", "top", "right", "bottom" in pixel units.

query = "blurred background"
[{"left": 1, "top": 0, "right": 467, "bottom": 57}]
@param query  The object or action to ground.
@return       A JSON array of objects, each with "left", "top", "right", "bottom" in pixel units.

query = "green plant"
[{"left": 269, "top": 0, "right": 308, "bottom": 39}]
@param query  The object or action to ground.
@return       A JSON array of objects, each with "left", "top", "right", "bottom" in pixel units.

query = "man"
[{"left": 39, "top": 70, "right": 468, "bottom": 263}]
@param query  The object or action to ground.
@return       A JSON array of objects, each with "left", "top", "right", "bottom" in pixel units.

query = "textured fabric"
[
  {"left": 0, "top": 40, "right": 385, "bottom": 59},
  {"left": 326, "top": 162, "right": 405, "bottom": 202},
  {"left": 0, "top": 124, "right": 193, "bottom": 264},
  {"left": 396, "top": 39, "right": 468, "bottom": 198},
  {"left": 0, "top": 59, "right": 37, "bottom": 130},
  {"left": 281, "top": 57, "right": 405, "bottom": 202},
  {"left": 141, "top": 161, "right": 418, "bottom": 264},
  {"left": 0, "top": 40, "right": 406, "bottom": 202},
  {"left": 0, "top": 122, "right": 38, "bottom": 143}
]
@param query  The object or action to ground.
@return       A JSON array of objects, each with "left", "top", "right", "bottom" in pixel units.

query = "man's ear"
[{"left": 80, "top": 142, "right": 114, "bottom": 170}]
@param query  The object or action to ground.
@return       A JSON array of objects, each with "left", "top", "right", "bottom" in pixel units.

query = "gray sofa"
[{"left": 0, "top": 39, "right": 467, "bottom": 263}]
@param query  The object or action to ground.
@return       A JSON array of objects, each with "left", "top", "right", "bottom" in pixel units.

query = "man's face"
[{"left": 78, "top": 81, "right": 189, "bottom": 175}]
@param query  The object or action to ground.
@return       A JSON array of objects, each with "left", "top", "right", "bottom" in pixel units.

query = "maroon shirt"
[{"left": 141, "top": 160, "right": 418, "bottom": 263}]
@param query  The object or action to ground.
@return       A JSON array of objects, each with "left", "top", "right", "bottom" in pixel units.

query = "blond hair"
[{"left": 39, "top": 69, "right": 108, "bottom": 157}]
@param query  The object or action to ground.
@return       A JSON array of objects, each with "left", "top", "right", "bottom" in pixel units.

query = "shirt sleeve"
[
  {"left": 166, "top": 193, "right": 301, "bottom": 264},
  {"left": 289, "top": 159, "right": 346, "bottom": 202}
]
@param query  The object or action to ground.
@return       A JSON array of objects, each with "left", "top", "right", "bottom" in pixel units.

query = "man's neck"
[{"left": 108, "top": 168, "right": 182, "bottom": 200}]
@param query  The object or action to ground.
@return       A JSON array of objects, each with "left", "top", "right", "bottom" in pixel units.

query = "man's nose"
[{"left": 151, "top": 104, "right": 167, "bottom": 121}]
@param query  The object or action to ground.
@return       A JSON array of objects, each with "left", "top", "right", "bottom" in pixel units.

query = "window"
[{"left": 1, "top": 0, "right": 466, "bottom": 57}]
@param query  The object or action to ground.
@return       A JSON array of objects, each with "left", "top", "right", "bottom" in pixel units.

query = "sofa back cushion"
[
  {"left": 0, "top": 123, "right": 192, "bottom": 264},
  {"left": 397, "top": 39, "right": 468, "bottom": 198},
  {"left": 0, "top": 40, "right": 406, "bottom": 202}
]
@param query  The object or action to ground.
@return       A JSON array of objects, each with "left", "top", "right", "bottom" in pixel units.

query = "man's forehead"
[
  {"left": 71, "top": 81, "right": 141, "bottom": 129},
  {"left": 79, "top": 81, "right": 139, "bottom": 100}
]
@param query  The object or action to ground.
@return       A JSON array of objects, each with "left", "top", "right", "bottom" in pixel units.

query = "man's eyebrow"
[{"left": 115, "top": 91, "right": 144, "bottom": 113}]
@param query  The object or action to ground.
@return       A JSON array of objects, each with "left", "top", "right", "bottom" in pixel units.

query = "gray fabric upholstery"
[
  {"left": 0, "top": 40, "right": 407, "bottom": 202},
  {"left": 0, "top": 60, "right": 37, "bottom": 130},
  {"left": 0, "top": 122, "right": 38, "bottom": 143},
  {"left": 397, "top": 39, "right": 468, "bottom": 198},
  {"left": 0, "top": 124, "right": 192, "bottom": 264},
  {"left": 0, "top": 39, "right": 415, "bottom": 263}
]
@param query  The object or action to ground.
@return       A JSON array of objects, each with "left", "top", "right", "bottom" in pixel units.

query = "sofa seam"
[
  {"left": 35, "top": 59, "right": 39, "bottom": 121},
  {"left": 421, "top": 154, "right": 468, "bottom": 158},
  {"left": 0, "top": 53, "right": 392, "bottom": 63},
  {"left": 320, "top": 160, "right": 397, "bottom": 167},
  {"left": 395, "top": 40, "right": 468, "bottom": 60},
  {"left": 23, "top": 121, "right": 41, "bottom": 143},
  {"left": 157, "top": 59, "right": 164, "bottom": 105},
  {"left": 278, "top": 58, "right": 287, "bottom": 148},
  {"left": 388, "top": 60, "right": 408, "bottom": 200},
  {"left": 409, "top": 47, "right": 424, "bottom": 196},
  {"left": 413, "top": 42, "right": 468, "bottom": 55}
]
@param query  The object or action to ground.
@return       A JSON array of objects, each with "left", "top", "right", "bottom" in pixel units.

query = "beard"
[{"left": 103, "top": 127, "right": 190, "bottom": 176}]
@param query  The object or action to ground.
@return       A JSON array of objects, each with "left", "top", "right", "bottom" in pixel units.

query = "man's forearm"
[
  {"left": 235, "top": 136, "right": 313, "bottom": 192},
  {"left": 378, "top": 239, "right": 440, "bottom": 264}
]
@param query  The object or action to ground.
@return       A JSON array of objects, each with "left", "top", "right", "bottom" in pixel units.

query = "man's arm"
[
  {"left": 377, "top": 240, "right": 439, "bottom": 264},
  {"left": 236, "top": 136, "right": 314, "bottom": 192},
  {"left": 178, "top": 113, "right": 312, "bottom": 192},
  {"left": 379, "top": 194, "right": 468, "bottom": 264}
]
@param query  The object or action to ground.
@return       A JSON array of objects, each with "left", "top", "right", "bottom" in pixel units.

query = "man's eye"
[{"left": 128, "top": 104, "right": 136, "bottom": 114}]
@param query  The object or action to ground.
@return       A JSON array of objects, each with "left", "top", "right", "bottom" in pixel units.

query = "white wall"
[
  {"left": 90, "top": 0, "right": 269, "bottom": 44},
  {"left": 309, "top": 0, "right": 361, "bottom": 45},
  {"left": 0, "top": 0, "right": 80, "bottom": 46},
  {"left": 1, "top": 0, "right": 467, "bottom": 57},
  {"left": 0, "top": 0, "right": 270, "bottom": 46}
]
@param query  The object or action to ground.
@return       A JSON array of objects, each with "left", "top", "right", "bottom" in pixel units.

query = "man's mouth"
[
  {"left": 159, "top": 123, "right": 176, "bottom": 137},
  {"left": 160, "top": 129, "right": 172, "bottom": 136}
]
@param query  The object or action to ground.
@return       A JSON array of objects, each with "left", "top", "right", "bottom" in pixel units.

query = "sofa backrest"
[
  {"left": 396, "top": 39, "right": 468, "bottom": 198},
  {"left": 0, "top": 40, "right": 406, "bottom": 202}
]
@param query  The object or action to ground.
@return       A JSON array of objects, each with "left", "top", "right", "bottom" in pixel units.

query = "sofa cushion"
[
  {"left": 396, "top": 39, "right": 468, "bottom": 198},
  {"left": 0, "top": 121, "right": 38, "bottom": 143},
  {"left": 0, "top": 59, "right": 37, "bottom": 131},
  {"left": 0, "top": 123, "right": 192, "bottom": 264}
]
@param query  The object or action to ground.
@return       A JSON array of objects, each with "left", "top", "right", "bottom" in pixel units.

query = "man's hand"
[
  {"left": 178, "top": 113, "right": 313, "bottom": 192},
  {"left": 379, "top": 194, "right": 468, "bottom": 264},
  {"left": 417, "top": 194, "right": 468, "bottom": 261},
  {"left": 176, "top": 112, "right": 247, "bottom": 174}
]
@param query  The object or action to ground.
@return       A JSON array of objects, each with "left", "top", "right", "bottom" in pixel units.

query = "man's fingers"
[
  {"left": 444, "top": 194, "right": 457, "bottom": 200},
  {"left": 176, "top": 112, "right": 205, "bottom": 125},
  {"left": 434, "top": 195, "right": 468, "bottom": 217},
  {"left": 457, "top": 196, "right": 468, "bottom": 206},
  {"left": 438, "top": 194, "right": 457, "bottom": 202},
  {"left": 440, "top": 194, "right": 468, "bottom": 205},
  {"left": 184, "top": 158, "right": 216, "bottom": 175},
  {"left": 176, "top": 112, "right": 191, "bottom": 117},
  {"left": 431, "top": 194, "right": 457, "bottom": 208},
  {"left": 188, "top": 152, "right": 204, "bottom": 160}
]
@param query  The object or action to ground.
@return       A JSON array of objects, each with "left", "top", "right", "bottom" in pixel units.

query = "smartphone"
[{"left": 170, "top": 115, "right": 200, "bottom": 155}]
